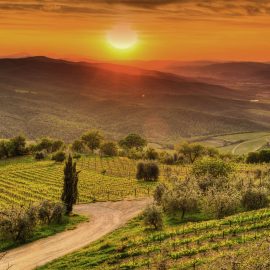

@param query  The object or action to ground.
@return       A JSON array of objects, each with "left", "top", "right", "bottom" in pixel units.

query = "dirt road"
[{"left": 0, "top": 199, "right": 150, "bottom": 270}]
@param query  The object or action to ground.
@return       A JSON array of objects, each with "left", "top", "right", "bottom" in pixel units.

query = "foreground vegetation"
[
  {"left": 39, "top": 207, "right": 270, "bottom": 270},
  {"left": 0, "top": 213, "right": 86, "bottom": 252},
  {"left": 1, "top": 131, "right": 270, "bottom": 269}
]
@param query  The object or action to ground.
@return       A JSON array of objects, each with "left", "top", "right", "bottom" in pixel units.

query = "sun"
[{"left": 107, "top": 24, "right": 138, "bottom": 50}]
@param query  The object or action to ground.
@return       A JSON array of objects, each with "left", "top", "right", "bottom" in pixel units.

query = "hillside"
[
  {"left": 166, "top": 62, "right": 270, "bottom": 83},
  {"left": 0, "top": 57, "right": 270, "bottom": 142}
]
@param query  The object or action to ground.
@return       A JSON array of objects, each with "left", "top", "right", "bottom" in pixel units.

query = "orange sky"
[{"left": 1, "top": 0, "right": 270, "bottom": 61}]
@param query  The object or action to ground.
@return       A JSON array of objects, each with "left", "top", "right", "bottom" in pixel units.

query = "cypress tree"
[{"left": 61, "top": 155, "right": 79, "bottom": 214}]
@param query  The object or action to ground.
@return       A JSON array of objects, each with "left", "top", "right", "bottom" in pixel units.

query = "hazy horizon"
[{"left": 1, "top": 1, "right": 270, "bottom": 62}]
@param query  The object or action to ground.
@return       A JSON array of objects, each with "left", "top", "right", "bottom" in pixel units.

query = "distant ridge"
[{"left": 0, "top": 56, "right": 269, "bottom": 142}]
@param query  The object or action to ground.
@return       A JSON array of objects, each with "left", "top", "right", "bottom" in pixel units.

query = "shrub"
[
  {"left": 202, "top": 187, "right": 241, "bottom": 219},
  {"left": 246, "top": 152, "right": 260, "bottom": 164},
  {"left": 0, "top": 141, "right": 9, "bottom": 159},
  {"left": 242, "top": 187, "right": 269, "bottom": 210},
  {"left": 38, "top": 201, "right": 65, "bottom": 225},
  {"left": 100, "top": 142, "right": 118, "bottom": 157},
  {"left": 71, "top": 140, "right": 85, "bottom": 153},
  {"left": 136, "top": 162, "right": 159, "bottom": 181},
  {"left": 192, "top": 157, "right": 233, "bottom": 179},
  {"left": 52, "top": 140, "right": 64, "bottom": 152},
  {"left": 246, "top": 149, "right": 270, "bottom": 163},
  {"left": 128, "top": 148, "right": 144, "bottom": 160},
  {"left": 154, "top": 183, "right": 167, "bottom": 205},
  {"left": 0, "top": 206, "right": 37, "bottom": 242},
  {"left": 145, "top": 148, "right": 159, "bottom": 160},
  {"left": 35, "top": 138, "right": 53, "bottom": 152},
  {"left": 52, "top": 151, "right": 66, "bottom": 162},
  {"left": 35, "top": 151, "right": 45, "bottom": 160},
  {"left": 143, "top": 204, "right": 163, "bottom": 230},
  {"left": 8, "top": 136, "right": 27, "bottom": 157}
]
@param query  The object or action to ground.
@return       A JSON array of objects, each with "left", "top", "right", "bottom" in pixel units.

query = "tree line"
[{"left": 143, "top": 157, "right": 270, "bottom": 230}]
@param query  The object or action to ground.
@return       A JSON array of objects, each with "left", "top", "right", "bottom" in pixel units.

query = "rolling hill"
[
  {"left": 166, "top": 62, "right": 270, "bottom": 83},
  {"left": 0, "top": 57, "right": 270, "bottom": 143}
]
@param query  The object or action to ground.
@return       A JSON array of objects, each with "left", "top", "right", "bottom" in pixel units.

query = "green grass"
[
  {"left": 38, "top": 208, "right": 270, "bottom": 270},
  {"left": 197, "top": 131, "right": 270, "bottom": 154},
  {"left": 0, "top": 214, "right": 87, "bottom": 252}
]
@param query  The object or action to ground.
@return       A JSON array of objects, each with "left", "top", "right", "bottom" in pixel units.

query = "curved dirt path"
[
  {"left": 0, "top": 199, "right": 150, "bottom": 270},
  {"left": 231, "top": 135, "right": 270, "bottom": 154}
]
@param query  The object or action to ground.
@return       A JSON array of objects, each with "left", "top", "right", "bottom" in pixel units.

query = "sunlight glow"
[{"left": 107, "top": 25, "right": 138, "bottom": 50}]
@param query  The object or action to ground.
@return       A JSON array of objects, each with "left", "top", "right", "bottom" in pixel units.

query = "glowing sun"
[{"left": 107, "top": 25, "right": 138, "bottom": 50}]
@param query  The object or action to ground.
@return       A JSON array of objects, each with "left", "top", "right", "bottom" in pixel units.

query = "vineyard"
[
  {"left": 39, "top": 207, "right": 270, "bottom": 270},
  {"left": 0, "top": 156, "right": 269, "bottom": 209},
  {"left": 0, "top": 156, "right": 187, "bottom": 209},
  {"left": 0, "top": 156, "right": 153, "bottom": 209}
]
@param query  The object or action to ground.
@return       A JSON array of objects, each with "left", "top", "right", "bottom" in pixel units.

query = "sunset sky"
[{"left": 1, "top": 0, "right": 270, "bottom": 61}]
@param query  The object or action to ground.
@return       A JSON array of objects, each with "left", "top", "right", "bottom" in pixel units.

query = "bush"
[
  {"left": 128, "top": 149, "right": 144, "bottom": 160},
  {"left": 35, "top": 138, "right": 53, "bottom": 152},
  {"left": 71, "top": 140, "right": 85, "bottom": 153},
  {"left": 52, "top": 151, "right": 66, "bottom": 162},
  {"left": 0, "top": 206, "right": 37, "bottom": 242},
  {"left": 52, "top": 140, "right": 64, "bottom": 152},
  {"left": 38, "top": 201, "right": 65, "bottom": 225},
  {"left": 246, "top": 152, "right": 260, "bottom": 164},
  {"left": 136, "top": 162, "right": 159, "bottom": 181},
  {"left": 35, "top": 151, "right": 46, "bottom": 160},
  {"left": 145, "top": 148, "right": 159, "bottom": 160},
  {"left": 143, "top": 204, "right": 163, "bottom": 230},
  {"left": 100, "top": 142, "right": 118, "bottom": 157},
  {"left": 154, "top": 183, "right": 167, "bottom": 205},
  {"left": 192, "top": 157, "right": 233, "bottom": 179},
  {"left": 246, "top": 149, "right": 270, "bottom": 163},
  {"left": 242, "top": 187, "right": 269, "bottom": 210},
  {"left": 0, "top": 141, "right": 9, "bottom": 159},
  {"left": 202, "top": 187, "right": 241, "bottom": 219}
]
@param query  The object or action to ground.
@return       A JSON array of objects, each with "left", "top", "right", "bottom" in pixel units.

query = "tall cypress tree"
[{"left": 61, "top": 155, "right": 79, "bottom": 214}]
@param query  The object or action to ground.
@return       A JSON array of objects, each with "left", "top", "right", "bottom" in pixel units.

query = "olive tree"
[
  {"left": 202, "top": 187, "right": 241, "bottom": 219},
  {"left": 143, "top": 204, "right": 163, "bottom": 230},
  {"left": 0, "top": 206, "right": 37, "bottom": 242},
  {"left": 177, "top": 142, "right": 205, "bottom": 163},
  {"left": 192, "top": 157, "right": 233, "bottom": 179},
  {"left": 162, "top": 179, "right": 201, "bottom": 219},
  {"left": 242, "top": 187, "right": 269, "bottom": 210},
  {"left": 81, "top": 130, "right": 103, "bottom": 153},
  {"left": 119, "top": 133, "right": 146, "bottom": 150},
  {"left": 100, "top": 142, "right": 118, "bottom": 157},
  {"left": 153, "top": 183, "right": 167, "bottom": 205},
  {"left": 38, "top": 201, "right": 65, "bottom": 224}
]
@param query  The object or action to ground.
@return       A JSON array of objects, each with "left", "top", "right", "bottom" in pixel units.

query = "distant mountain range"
[
  {"left": 0, "top": 56, "right": 270, "bottom": 143},
  {"left": 164, "top": 61, "right": 270, "bottom": 83}
]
